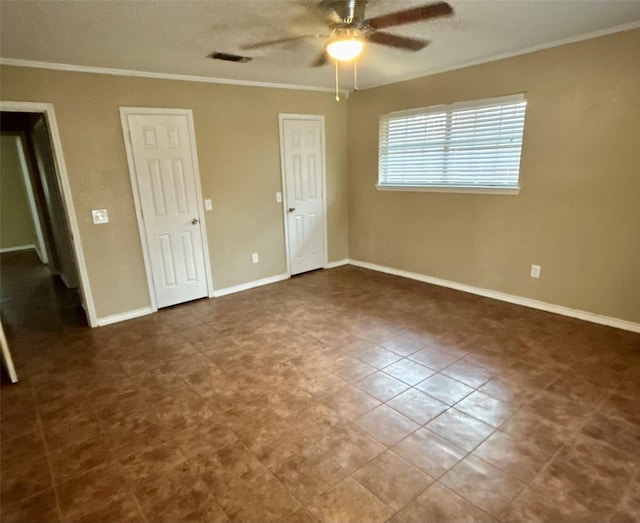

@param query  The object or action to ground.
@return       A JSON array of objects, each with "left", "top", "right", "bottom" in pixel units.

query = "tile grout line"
[
  {"left": 34, "top": 393, "right": 65, "bottom": 523},
  {"left": 497, "top": 441, "right": 568, "bottom": 518}
]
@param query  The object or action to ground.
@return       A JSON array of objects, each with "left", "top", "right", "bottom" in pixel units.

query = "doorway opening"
[{"left": 0, "top": 106, "right": 94, "bottom": 378}]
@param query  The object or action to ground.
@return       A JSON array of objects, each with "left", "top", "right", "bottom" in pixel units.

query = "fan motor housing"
[{"left": 323, "top": 0, "right": 368, "bottom": 25}]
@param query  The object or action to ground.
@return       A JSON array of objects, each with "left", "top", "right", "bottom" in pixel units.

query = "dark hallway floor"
[
  {"left": 0, "top": 249, "right": 85, "bottom": 324},
  {"left": 0, "top": 249, "right": 86, "bottom": 381}
]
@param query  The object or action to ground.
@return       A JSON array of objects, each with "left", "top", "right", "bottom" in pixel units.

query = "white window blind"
[{"left": 378, "top": 94, "right": 527, "bottom": 190}]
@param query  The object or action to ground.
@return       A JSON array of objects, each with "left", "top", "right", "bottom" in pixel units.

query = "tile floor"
[{"left": 1, "top": 251, "right": 639, "bottom": 522}]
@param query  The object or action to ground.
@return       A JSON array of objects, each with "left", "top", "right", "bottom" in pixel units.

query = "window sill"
[{"left": 375, "top": 184, "right": 520, "bottom": 195}]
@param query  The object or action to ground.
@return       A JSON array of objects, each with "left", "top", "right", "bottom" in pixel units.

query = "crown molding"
[
  {"left": 0, "top": 57, "right": 336, "bottom": 93},
  {"left": 365, "top": 20, "right": 640, "bottom": 90}
]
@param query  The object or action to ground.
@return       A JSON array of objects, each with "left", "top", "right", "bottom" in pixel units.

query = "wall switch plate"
[
  {"left": 276, "top": 192, "right": 282, "bottom": 203},
  {"left": 252, "top": 253, "right": 259, "bottom": 264},
  {"left": 204, "top": 199, "right": 213, "bottom": 211},
  {"left": 92, "top": 209, "right": 109, "bottom": 224},
  {"left": 530, "top": 264, "right": 541, "bottom": 278}
]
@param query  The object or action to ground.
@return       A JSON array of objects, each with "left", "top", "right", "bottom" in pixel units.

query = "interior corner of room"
[{"left": 0, "top": 26, "right": 639, "bottom": 332}]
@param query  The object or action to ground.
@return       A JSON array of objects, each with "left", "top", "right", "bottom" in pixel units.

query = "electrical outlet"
[
  {"left": 91, "top": 209, "right": 109, "bottom": 224},
  {"left": 252, "top": 253, "right": 259, "bottom": 264},
  {"left": 530, "top": 264, "right": 541, "bottom": 278}
]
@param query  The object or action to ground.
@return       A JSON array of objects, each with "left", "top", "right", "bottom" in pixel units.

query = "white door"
[
  {"left": 280, "top": 117, "right": 326, "bottom": 275},
  {"left": 126, "top": 113, "right": 208, "bottom": 308}
]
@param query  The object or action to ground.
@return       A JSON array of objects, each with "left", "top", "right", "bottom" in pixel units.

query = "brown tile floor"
[{"left": 1, "top": 251, "right": 640, "bottom": 522}]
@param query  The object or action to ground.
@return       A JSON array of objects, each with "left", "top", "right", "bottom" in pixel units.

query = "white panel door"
[
  {"left": 281, "top": 117, "right": 326, "bottom": 275},
  {"left": 127, "top": 114, "right": 208, "bottom": 308}
]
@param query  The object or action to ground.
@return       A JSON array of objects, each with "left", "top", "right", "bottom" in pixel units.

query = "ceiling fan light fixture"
[{"left": 326, "top": 36, "right": 364, "bottom": 61}]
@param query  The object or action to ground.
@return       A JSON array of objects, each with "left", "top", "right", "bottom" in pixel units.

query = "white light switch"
[
  {"left": 92, "top": 209, "right": 109, "bottom": 224},
  {"left": 204, "top": 199, "right": 213, "bottom": 211},
  {"left": 276, "top": 192, "right": 282, "bottom": 203}
]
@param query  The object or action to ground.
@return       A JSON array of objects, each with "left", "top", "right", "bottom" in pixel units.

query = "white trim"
[
  {"left": 349, "top": 259, "right": 640, "bottom": 334},
  {"left": 96, "top": 307, "right": 153, "bottom": 327},
  {"left": 0, "top": 244, "right": 35, "bottom": 253},
  {"left": 0, "top": 58, "right": 335, "bottom": 93},
  {"left": 376, "top": 185, "right": 520, "bottom": 195},
  {"left": 278, "top": 114, "right": 328, "bottom": 276},
  {"left": 325, "top": 258, "right": 349, "bottom": 269},
  {"left": 0, "top": 101, "right": 97, "bottom": 327},
  {"left": 119, "top": 107, "right": 216, "bottom": 311},
  {"left": 382, "top": 93, "right": 526, "bottom": 119},
  {"left": 14, "top": 135, "right": 49, "bottom": 264},
  {"left": 365, "top": 20, "right": 640, "bottom": 89},
  {"left": 213, "top": 273, "right": 289, "bottom": 298},
  {"left": 0, "top": 320, "right": 18, "bottom": 383}
]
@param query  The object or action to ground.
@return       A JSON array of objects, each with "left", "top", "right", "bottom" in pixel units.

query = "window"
[{"left": 378, "top": 94, "right": 527, "bottom": 193}]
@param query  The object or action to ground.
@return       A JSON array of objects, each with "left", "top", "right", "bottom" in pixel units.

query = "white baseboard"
[
  {"left": 213, "top": 273, "right": 290, "bottom": 298},
  {"left": 325, "top": 259, "right": 350, "bottom": 269},
  {"left": 0, "top": 244, "right": 34, "bottom": 253},
  {"left": 95, "top": 275, "right": 289, "bottom": 326},
  {"left": 96, "top": 307, "right": 153, "bottom": 327},
  {"left": 33, "top": 243, "right": 47, "bottom": 264},
  {"left": 349, "top": 259, "right": 640, "bottom": 334}
]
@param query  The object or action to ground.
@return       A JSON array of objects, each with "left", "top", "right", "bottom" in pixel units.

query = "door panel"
[
  {"left": 282, "top": 118, "right": 326, "bottom": 276},
  {"left": 127, "top": 113, "right": 208, "bottom": 308}
]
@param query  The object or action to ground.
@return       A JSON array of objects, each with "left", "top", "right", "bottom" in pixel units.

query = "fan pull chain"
[
  {"left": 335, "top": 60, "right": 340, "bottom": 102},
  {"left": 354, "top": 57, "right": 358, "bottom": 91}
]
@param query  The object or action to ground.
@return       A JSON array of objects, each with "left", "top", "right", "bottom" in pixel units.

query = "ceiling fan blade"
[
  {"left": 241, "top": 34, "right": 319, "bottom": 50},
  {"left": 367, "top": 31, "right": 429, "bottom": 51},
  {"left": 366, "top": 2, "right": 453, "bottom": 30},
  {"left": 311, "top": 53, "right": 328, "bottom": 67}
]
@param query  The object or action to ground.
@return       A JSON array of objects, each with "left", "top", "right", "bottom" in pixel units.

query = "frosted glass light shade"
[{"left": 326, "top": 37, "right": 364, "bottom": 61}]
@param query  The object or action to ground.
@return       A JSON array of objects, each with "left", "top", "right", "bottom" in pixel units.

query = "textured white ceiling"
[{"left": 1, "top": 0, "right": 639, "bottom": 91}]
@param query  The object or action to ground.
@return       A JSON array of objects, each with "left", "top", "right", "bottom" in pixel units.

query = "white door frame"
[
  {"left": 120, "top": 107, "right": 215, "bottom": 312},
  {"left": 0, "top": 101, "right": 98, "bottom": 327},
  {"left": 278, "top": 113, "right": 328, "bottom": 276}
]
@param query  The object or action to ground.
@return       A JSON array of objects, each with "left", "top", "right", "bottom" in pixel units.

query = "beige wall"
[
  {"left": 348, "top": 29, "right": 640, "bottom": 324},
  {"left": 0, "top": 135, "right": 38, "bottom": 250},
  {"left": 0, "top": 68, "right": 349, "bottom": 319},
  {"left": 1, "top": 28, "right": 638, "bottom": 326}
]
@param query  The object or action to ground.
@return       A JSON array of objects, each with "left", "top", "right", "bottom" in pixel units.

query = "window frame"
[{"left": 377, "top": 93, "right": 527, "bottom": 195}]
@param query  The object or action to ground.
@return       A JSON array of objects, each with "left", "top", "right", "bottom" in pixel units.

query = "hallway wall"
[{"left": 0, "top": 135, "right": 37, "bottom": 251}]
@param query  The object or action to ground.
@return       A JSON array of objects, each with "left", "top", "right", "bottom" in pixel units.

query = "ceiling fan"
[{"left": 242, "top": 0, "right": 454, "bottom": 66}]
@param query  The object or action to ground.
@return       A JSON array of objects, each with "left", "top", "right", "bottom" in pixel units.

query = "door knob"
[
  {"left": 288, "top": 207, "right": 296, "bottom": 213},
  {"left": 191, "top": 218, "right": 199, "bottom": 225}
]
